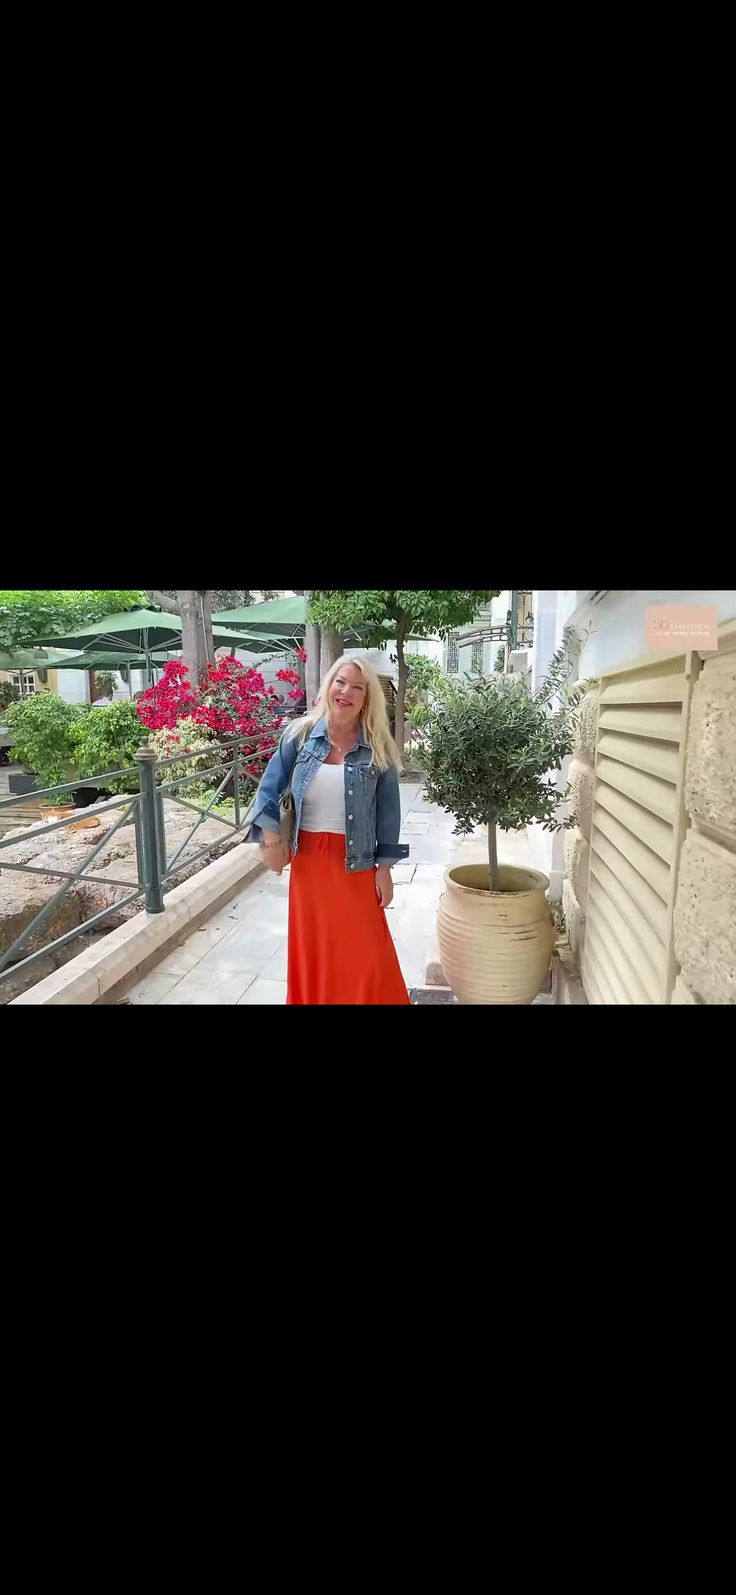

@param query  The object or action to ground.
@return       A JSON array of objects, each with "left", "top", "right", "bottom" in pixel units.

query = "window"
[
  {"left": 12, "top": 671, "right": 36, "bottom": 697},
  {"left": 471, "top": 642, "right": 483, "bottom": 675},
  {"left": 446, "top": 636, "right": 459, "bottom": 673}
]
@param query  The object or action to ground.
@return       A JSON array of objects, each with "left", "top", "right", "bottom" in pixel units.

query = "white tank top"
[{"left": 299, "top": 761, "right": 346, "bottom": 834}]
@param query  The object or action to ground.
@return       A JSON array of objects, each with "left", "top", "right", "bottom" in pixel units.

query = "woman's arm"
[
  {"left": 375, "top": 767, "right": 410, "bottom": 866},
  {"left": 248, "top": 729, "right": 299, "bottom": 847}
]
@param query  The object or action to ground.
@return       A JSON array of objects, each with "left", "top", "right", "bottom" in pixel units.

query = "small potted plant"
[{"left": 418, "top": 631, "right": 586, "bottom": 1004}]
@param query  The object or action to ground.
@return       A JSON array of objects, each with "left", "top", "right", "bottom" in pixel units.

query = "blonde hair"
[{"left": 287, "top": 655, "right": 401, "bottom": 771}]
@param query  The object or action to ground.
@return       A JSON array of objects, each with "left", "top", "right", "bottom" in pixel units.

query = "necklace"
[{"left": 330, "top": 734, "right": 355, "bottom": 755}]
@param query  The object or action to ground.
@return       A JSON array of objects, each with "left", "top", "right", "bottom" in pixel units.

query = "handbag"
[
  {"left": 279, "top": 787, "right": 295, "bottom": 848},
  {"left": 241, "top": 783, "right": 294, "bottom": 848}
]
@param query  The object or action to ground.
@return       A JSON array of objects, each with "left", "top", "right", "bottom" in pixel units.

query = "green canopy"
[
  {"left": 30, "top": 606, "right": 262, "bottom": 654},
  {"left": 41, "top": 649, "right": 172, "bottom": 671},
  {"left": 212, "top": 596, "right": 425, "bottom": 647},
  {"left": 212, "top": 597, "right": 307, "bottom": 634},
  {"left": 26, "top": 606, "right": 289, "bottom": 685},
  {"left": 0, "top": 648, "right": 75, "bottom": 671}
]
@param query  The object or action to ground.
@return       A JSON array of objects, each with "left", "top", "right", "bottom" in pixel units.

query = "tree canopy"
[
  {"left": 308, "top": 590, "right": 500, "bottom": 644},
  {"left": 308, "top": 590, "right": 500, "bottom": 756},
  {"left": 160, "top": 590, "right": 281, "bottom": 612},
  {"left": 0, "top": 590, "right": 145, "bottom": 652}
]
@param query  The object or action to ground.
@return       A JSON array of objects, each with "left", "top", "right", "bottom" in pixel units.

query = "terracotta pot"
[{"left": 437, "top": 864, "right": 555, "bottom": 1005}]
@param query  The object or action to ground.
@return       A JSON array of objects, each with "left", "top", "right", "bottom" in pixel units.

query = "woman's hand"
[
  {"left": 260, "top": 839, "right": 291, "bottom": 875},
  {"left": 375, "top": 864, "right": 394, "bottom": 909}
]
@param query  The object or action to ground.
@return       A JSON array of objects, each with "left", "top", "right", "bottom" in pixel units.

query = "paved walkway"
[{"left": 125, "top": 785, "right": 534, "bottom": 1005}]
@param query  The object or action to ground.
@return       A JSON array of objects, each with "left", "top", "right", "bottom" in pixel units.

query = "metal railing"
[{"left": 0, "top": 734, "right": 266, "bottom": 989}]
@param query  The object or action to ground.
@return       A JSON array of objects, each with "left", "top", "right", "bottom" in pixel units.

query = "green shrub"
[
  {"left": 406, "top": 654, "right": 443, "bottom": 700},
  {"left": 4, "top": 694, "right": 87, "bottom": 788},
  {"left": 68, "top": 700, "right": 143, "bottom": 793},
  {"left": 0, "top": 680, "right": 20, "bottom": 713}
]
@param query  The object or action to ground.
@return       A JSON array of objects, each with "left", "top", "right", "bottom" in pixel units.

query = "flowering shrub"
[
  {"left": 148, "top": 717, "right": 223, "bottom": 798},
  {"left": 275, "top": 666, "right": 303, "bottom": 701},
  {"left": 136, "top": 656, "right": 285, "bottom": 784},
  {"left": 136, "top": 660, "right": 198, "bottom": 731}
]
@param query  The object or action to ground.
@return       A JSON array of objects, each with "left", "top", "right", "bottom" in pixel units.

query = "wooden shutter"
[{"left": 584, "top": 651, "right": 699, "bottom": 1005}]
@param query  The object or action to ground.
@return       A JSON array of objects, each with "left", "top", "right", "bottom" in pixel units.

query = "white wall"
[
  {"left": 55, "top": 670, "right": 90, "bottom": 704},
  {"left": 55, "top": 665, "right": 161, "bottom": 704},
  {"left": 406, "top": 637, "right": 444, "bottom": 666},
  {"left": 573, "top": 590, "right": 736, "bottom": 678}
]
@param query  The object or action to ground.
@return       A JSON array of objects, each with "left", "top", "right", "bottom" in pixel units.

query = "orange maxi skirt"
[{"left": 287, "top": 832, "right": 411, "bottom": 1005}]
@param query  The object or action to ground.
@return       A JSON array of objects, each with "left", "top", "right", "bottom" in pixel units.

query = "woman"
[{"left": 249, "top": 656, "right": 411, "bottom": 1005}]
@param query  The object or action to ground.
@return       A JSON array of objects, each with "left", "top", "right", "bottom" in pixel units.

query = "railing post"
[
  {"left": 155, "top": 786, "right": 167, "bottom": 876},
  {"left": 232, "top": 738, "right": 241, "bottom": 828},
  {"left": 135, "top": 745, "right": 164, "bottom": 913}
]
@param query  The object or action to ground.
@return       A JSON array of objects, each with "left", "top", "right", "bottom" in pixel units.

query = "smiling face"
[{"left": 328, "top": 662, "right": 367, "bottom": 720}]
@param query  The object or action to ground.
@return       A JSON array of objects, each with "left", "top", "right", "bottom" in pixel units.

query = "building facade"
[{"left": 529, "top": 589, "right": 736, "bottom": 1004}]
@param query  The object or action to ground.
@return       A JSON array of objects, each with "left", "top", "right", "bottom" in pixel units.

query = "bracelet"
[{"left": 263, "top": 838, "right": 282, "bottom": 848}]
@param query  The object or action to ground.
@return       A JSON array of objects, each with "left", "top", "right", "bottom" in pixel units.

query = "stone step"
[
  {"left": 411, "top": 984, "right": 553, "bottom": 1005},
  {"left": 0, "top": 807, "right": 44, "bottom": 836}
]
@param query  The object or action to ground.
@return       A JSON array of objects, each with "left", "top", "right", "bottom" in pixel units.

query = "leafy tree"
[
  {"left": 148, "top": 590, "right": 284, "bottom": 683},
  {"left": 418, "top": 629, "right": 587, "bottom": 891},
  {"left": 0, "top": 591, "right": 145, "bottom": 652},
  {"left": 308, "top": 591, "right": 500, "bottom": 757},
  {"left": 213, "top": 590, "right": 280, "bottom": 610},
  {"left": 146, "top": 590, "right": 215, "bottom": 685},
  {"left": 162, "top": 590, "right": 281, "bottom": 612}
]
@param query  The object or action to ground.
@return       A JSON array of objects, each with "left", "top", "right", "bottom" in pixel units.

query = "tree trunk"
[
  {"left": 177, "top": 590, "right": 211, "bottom": 685},
  {"left": 488, "top": 819, "right": 500, "bottom": 893},
  {"left": 394, "top": 617, "right": 409, "bottom": 764},
  {"left": 198, "top": 590, "right": 215, "bottom": 667},
  {"left": 319, "top": 627, "right": 343, "bottom": 684},
  {"left": 148, "top": 588, "right": 214, "bottom": 685},
  {"left": 300, "top": 590, "right": 322, "bottom": 708}
]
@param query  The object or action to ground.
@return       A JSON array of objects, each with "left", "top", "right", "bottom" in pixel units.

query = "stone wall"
[
  {"left": 560, "top": 682, "right": 599, "bottom": 978},
  {"left": 673, "top": 631, "right": 736, "bottom": 1005}
]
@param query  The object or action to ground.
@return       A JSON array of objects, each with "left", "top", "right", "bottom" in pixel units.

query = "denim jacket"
[{"left": 248, "top": 717, "right": 409, "bottom": 873}]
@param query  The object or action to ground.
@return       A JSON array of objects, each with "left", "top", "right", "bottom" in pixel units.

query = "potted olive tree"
[{"left": 418, "top": 632, "right": 586, "bottom": 1004}]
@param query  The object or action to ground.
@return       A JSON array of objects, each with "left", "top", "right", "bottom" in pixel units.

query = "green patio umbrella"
[
  {"left": 0, "top": 648, "right": 76, "bottom": 672},
  {"left": 1, "top": 648, "right": 173, "bottom": 670},
  {"left": 29, "top": 606, "right": 282, "bottom": 684},
  {"left": 0, "top": 645, "right": 174, "bottom": 700},
  {"left": 212, "top": 596, "right": 308, "bottom": 635},
  {"left": 212, "top": 597, "right": 430, "bottom": 649}
]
